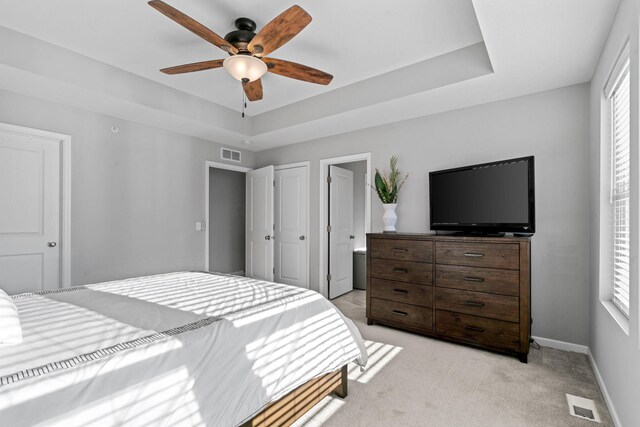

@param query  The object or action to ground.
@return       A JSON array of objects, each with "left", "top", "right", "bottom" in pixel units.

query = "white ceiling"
[{"left": 0, "top": 0, "right": 620, "bottom": 151}]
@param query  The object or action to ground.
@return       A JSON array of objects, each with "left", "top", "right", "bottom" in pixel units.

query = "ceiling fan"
[{"left": 148, "top": 1, "right": 333, "bottom": 104}]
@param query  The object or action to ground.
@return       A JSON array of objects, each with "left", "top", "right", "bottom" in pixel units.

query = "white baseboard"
[
  {"left": 531, "top": 336, "right": 588, "bottom": 354},
  {"left": 229, "top": 270, "right": 245, "bottom": 276},
  {"left": 587, "top": 348, "right": 622, "bottom": 427},
  {"left": 530, "top": 337, "right": 621, "bottom": 426}
]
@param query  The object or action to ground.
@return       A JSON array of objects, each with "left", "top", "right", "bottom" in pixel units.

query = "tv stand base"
[{"left": 451, "top": 231, "right": 505, "bottom": 237}]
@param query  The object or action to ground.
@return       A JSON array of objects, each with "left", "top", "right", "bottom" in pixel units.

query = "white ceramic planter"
[{"left": 382, "top": 203, "right": 398, "bottom": 232}]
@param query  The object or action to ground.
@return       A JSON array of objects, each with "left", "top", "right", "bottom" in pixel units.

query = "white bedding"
[{"left": 0, "top": 272, "right": 367, "bottom": 426}]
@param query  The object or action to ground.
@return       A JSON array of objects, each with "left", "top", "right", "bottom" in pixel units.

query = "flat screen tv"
[{"left": 429, "top": 156, "right": 535, "bottom": 235}]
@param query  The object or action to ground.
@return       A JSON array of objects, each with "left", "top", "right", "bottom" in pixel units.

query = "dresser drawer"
[
  {"left": 435, "top": 288, "right": 518, "bottom": 322},
  {"left": 370, "top": 238, "right": 432, "bottom": 262},
  {"left": 370, "top": 278, "right": 433, "bottom": 307},
  {"left": 371, "top": 259, "right": 433, "bottom": 285},
  {"left": 370, "top": 298, "right": 432, "bottom": 330},
  {"left": 435, "top": 265, "right": 519, "bottom": 296},
  {"left": 436, "top": 242, "right": 519, "bottom": 270},
  {"left": 436, "top": 310, "right": 520, "bottom": 351}
]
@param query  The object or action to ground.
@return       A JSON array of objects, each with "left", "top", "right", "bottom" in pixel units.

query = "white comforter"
[{"left": 0, "top": 272, "right": 367, "bottom": 426}]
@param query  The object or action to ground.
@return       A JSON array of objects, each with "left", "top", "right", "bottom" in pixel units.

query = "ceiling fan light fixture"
[{"left": 223, "top": 55, "right": 267, "bottom": 82}]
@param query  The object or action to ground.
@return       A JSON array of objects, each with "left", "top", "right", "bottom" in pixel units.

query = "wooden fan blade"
[
  {"left": 160, "top": 59, "right": 224, "bottom": 74},
  {"left": 248, "top": 5, "right": 311, "bottom": 57},
  {"left": 264, "top": 58, "right": 333, "bottom": 85},
  {"left": 148, "top": 0, "right": 238, "bottom": 54},
  {"left": 243, "top": 79, "right": 263, "bottom": 101}
]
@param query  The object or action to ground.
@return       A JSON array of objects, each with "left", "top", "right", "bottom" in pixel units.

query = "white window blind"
[{"left": 609, "top": 59, "right": 631, "bottom": 318}]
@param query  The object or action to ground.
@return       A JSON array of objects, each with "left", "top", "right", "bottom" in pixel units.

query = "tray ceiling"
[{"left": 0, "top": 0, "right": 620, "bottom": 150}]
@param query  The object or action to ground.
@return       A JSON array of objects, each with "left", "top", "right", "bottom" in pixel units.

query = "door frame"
[
  {"left": 204, "top": 161, "right": 252, "bottom": 271},
  {"left": 275, "top": 161, "right": 310, "bottom": 289},
  {"left": 204, "top": 160, "right": 310, "bottom": 285},
  {"left": 0, "top": 122, "right": 72, "bottom": 288},
  {"left": 319, "top": 153, "right": 371, "bottom": 298}
]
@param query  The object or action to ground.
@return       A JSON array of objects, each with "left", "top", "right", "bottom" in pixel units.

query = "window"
[{"left": 605, "top": 46, "right": 631, "bottom": 318}]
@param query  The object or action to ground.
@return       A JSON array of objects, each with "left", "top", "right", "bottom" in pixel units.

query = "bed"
[{"left": 0, "top": 271, "right": 367, "bottom": 426}]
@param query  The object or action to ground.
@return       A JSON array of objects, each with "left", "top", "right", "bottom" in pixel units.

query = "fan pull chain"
[{"left": 241, "top": 78, "right": 249, "bottom": 118}]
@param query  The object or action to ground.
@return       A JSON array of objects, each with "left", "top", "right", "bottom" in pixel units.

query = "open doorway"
[
  {"left": 319, "top": 153, "right": 371, "bottom": 299},
  {"left": 209, "top": 167, "right": 246, "bottom": 275},
  {"left": 205, "top": 161, "right": 251, "bottom": 274},
  {"left": 204, "top": 161, "right": 310, "bottom": 288}
]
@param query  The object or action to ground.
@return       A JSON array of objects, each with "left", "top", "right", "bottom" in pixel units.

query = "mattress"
[{"left": 0, "top": 272, "right": 367, "bottom": 426}]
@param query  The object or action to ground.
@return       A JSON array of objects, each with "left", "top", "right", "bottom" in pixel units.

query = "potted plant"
[{"left": 374, "top": 156, "right": 408, "bottom": 232}]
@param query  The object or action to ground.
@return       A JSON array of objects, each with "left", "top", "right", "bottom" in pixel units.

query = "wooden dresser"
[{"left": 366, "top": 233, "right": 531, "bottom": 362}]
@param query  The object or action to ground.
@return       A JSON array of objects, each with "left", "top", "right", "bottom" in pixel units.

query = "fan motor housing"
[{"left": 225, "top": 18, "right": 257, "bottom": 53}]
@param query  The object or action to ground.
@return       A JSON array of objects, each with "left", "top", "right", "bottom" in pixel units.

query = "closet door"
[
  {"left": 274, "top": 166, "right": 308, "bottom": 288},
  {"left": 246, "top": 166, "right": 274, "bottom": 281}
]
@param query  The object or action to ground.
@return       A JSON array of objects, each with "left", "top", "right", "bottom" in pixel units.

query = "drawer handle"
[
  {"left": 464, "top": 325, "right": 485, "bottom": 332},
  {"left": 464, "top": 276, "right": 485, "bottom": 282},
  {"left": 463, "top": 301, "right": 485, "bottom": 307},
  {"left": 393, "top": 268, "right": 408, "bottom": 273},
  {"left": 393, "top": 288, "right": 409, "bottom": 294},
  {"left": 391, "top": 310, "right": 408, "bottom": 317},
  {"left": 392, "top": 248, "right": 408, "bottom": 252},
  {"left": 464, "top": 252, "right": 485, "bottom": 258}
]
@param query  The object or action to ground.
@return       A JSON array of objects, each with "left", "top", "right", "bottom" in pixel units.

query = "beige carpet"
[{"left": 294, "top": 290, "right": 613, "bottom": 427}]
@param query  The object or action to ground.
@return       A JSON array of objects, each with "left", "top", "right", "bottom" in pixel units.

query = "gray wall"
[
  {"left": 0, "top": 89, "right": 255, "bottom": 286},
  {"left": 257, "top": 83, "right": 591, "bottom": 346},
  {"left": 338, "top": 161, "right": 367, "bottom": 249},
  {"left": 209, "top": 168, "right": 245, "bottom": 274},
  {"left": 589, "top": 0, "right": 640, "bottom": 425}
]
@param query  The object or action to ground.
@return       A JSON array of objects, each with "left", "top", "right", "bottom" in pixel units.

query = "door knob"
[
  {"left": 299, "top": 235, "right": 305, "bottom": 240},
  {"left": 349, "top": 235, "right": 355, "bottom": 240},
  {"left": 264, "top": 236, "right": 271, "bottom": 240},
  {"left": 47, "top": 242, "right": 57, "bottom": 247}
]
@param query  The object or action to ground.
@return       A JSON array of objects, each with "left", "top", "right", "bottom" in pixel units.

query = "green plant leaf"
[
  {"left": 374, "top": 171, "right": 390, "bottom": 203},
  {"left": 373, "top": 155, "right": 408, "bottom": 204}
]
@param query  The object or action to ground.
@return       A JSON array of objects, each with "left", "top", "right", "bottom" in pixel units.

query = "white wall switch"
[{"left": 195, "top": 221, "right": 202, "bottom": 231}]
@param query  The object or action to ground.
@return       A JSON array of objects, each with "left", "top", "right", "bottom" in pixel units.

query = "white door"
[
  {"left": 246, "top": 165, "right": 274, "bottom": 281},
  {"left": 274, "top": 166, "right": 308, "bottom": 288},
  {"left": 328, "top": 165, "right": 354, "bottom": 299},
  {"left": 0, "top": 129, "right": 60, "bottom": 294}
]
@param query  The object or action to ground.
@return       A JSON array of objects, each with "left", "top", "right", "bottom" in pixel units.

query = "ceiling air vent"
[{"left": 221, "top": 147, "right": 241, "bottom": 163}]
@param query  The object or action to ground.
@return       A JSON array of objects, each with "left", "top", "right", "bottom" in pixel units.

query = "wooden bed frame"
[{"left": 241, "top": 365, "right": 348, "bottom": 427}]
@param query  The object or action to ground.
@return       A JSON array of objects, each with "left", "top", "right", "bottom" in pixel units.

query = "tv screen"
[{"left": 429, "top": 156, "right": 535, "bottom": 234}]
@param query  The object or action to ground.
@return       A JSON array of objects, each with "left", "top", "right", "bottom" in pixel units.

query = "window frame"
[{"left": 604, "top": 41, "right": 631, "bottom": 320}]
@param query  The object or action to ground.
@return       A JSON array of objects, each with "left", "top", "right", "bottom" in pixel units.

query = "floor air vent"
[
  {"left": 566, "top": 394, "right": 601, "bottom": 423},
  {"left": 574, "top": 406, "right": 595, "bottom": 420},
  {"left": 221, "top": 147, "right": 241, "bottom": 163}
]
